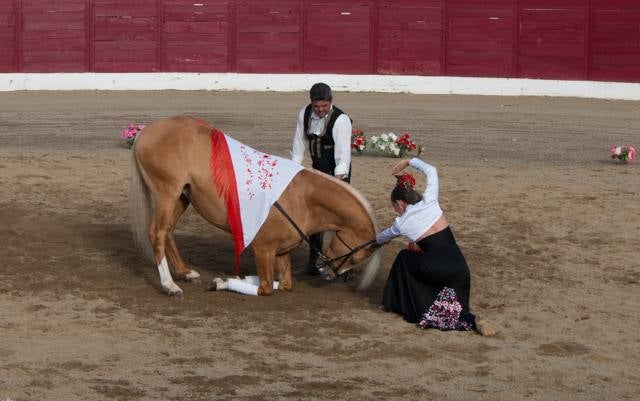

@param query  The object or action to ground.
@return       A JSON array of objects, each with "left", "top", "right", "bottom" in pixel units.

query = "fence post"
[
  {"left": 370, "top": 0, "right": 378, "bottom": 74},
  {"left": 513, "top": 0, "right": 520, "bottom": 78},
  {"left": 227, "top": 0, "right": 236, "bottom": 72},
  {"left": 15, "top": 0, "right": 21, "bottom": 72},
  {"left": 441, "top": 0, "right": 448, "bottom": 75},
  {"left": 85, "top": 0, "right": 93, "bottom": 72},
  {"left": 585, "top": 0, "right": 593, "bottom": 80}
]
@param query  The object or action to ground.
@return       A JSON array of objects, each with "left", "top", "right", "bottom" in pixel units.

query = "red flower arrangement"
[
  {"left": 395, "top": 173, "right": 416, "bottom": 189},
  {"left": 396, "top": 132, "right": 417, "bottom": 155},
  {"left": 352, "top": 129, "right": 421, "bottom": 158},
  {"left": 351, "top": 129, "right": 366, "bottom": 155}
]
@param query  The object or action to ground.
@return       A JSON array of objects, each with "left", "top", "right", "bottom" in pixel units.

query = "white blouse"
[
  {"left": 290, "top": 105, "right": 352, "bottom": 176},
  {"left": 376, "top": 158, "right": 444, "bottom": 244}
]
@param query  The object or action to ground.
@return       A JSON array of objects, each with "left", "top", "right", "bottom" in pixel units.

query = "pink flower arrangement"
[
  {"left": 120, "top": 123, "right": 146, "bottom": 148},
  {"left": 610, "top": 144, "right": 637, "bottom": 163}
]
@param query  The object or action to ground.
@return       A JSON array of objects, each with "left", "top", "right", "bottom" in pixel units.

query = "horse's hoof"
[
  {"left": 162, "top": 283, "right": 184, "bottom": 298},
  {"left": 257, "top": 286, "right": 273, "bottom": 296},
  {"left": 163, "top": 289, "right": 184, "bottom": 298},
  {"left": 206, "top": 278, "right": 227, "bottom": 292},
  {"left": 185, "top": 270, "right": 201, "bottom": 283}
]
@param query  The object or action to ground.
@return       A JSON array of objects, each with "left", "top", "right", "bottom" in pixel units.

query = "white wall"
[{"left": 1, "top": 73, "right": 640, "bottom": 100}]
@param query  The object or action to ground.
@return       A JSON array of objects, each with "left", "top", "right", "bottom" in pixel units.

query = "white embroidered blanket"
[{"left": 224, "top": 134, "right": 304, "bottom": 249}]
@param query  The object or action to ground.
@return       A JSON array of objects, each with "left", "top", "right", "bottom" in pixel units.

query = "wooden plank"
[
  {"left": 163, "top": 0, "right": 229, "bottom": 16},
  {"left": 380, "top": 0, "right": 443, "bottom": 6},
  {"left": 22, "top": 11, "right": 85, "bottom": 31},
  {"left": 591, "top": 65, "right": 640, "bottom": 82},
  {"left": 520, "top": 0, "right": 587, "bottom": 8},
  {"left": 379, "top": 30, "right": 441, "bottom": 47},
  {"left": 21, "top": 0, "right": 86, "bottom": 13},
  {"left": 593, "top": 53, "right": 640, "bottom": 66},
  {"left": 236, "top": 2, "right": 300, "bottom": 33},
  {"left": 237, "top": 33, "right": 298, "bottom": 54},
  {"left": 164, "top": 20, "right": 227, "bottom": 34},
  {"left": 519, "top": 55, "right": 586, "bottom": 79},
  {"left": 378, "top": 59, "right": 441, "bottom": 75},
  {"left": 21, "top": 60, "right": 85, "bottom": 72},
  {"left": 593, "top": 43, "right": 640, "bottom": 54},
  {"left": 93, "top": 37, "right": 157, "bottom": 72},
  {"left": 448, "top": 0, "right": 513, "bottom": 6},
  {"left": 591, "top": 0, "right": 640, "bottom": 9},
  {"left": 93, "top": 0, "right": 158, "bottom": 17},
  {"left": 165, "top": 44, "right": 227, "bottom": 57},
  {"left": 378, "top": 5, "right": 442, "bottom": 30}
]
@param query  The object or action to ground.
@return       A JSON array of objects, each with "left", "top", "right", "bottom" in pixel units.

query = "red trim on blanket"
[{"left": 210, "top": 128, "right": 244, "bottom": 275}]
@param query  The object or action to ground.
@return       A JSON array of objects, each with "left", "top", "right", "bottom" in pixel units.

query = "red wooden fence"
[{"left": 0, "top": 0, "right": 639, "bottom": 82}]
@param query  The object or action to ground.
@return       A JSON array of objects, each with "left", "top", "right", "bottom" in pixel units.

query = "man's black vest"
[{"left": 303, "top": 104, "right": 349, "bottom": 177}]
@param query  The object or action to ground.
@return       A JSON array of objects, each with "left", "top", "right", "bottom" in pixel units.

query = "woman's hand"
[{"left": 390, "top": 158, "right": 411, "bottom": 175}]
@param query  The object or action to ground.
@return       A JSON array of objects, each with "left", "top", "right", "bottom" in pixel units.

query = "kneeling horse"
[{"left": 128, "top": 116, "right": 381, "bottom": 296}]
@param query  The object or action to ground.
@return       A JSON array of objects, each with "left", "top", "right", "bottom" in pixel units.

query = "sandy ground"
[{"left": 0, "top": 90, "right": 639, "bottom": 401}]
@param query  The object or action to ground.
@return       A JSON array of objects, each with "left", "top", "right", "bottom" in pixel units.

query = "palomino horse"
[{"left": 129, "top": 116, "right": 382, "bottom": 296}]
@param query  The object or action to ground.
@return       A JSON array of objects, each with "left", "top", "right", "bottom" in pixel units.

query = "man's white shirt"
[{"left": 290, "top": 105, "right": 352, "bottom": 176}]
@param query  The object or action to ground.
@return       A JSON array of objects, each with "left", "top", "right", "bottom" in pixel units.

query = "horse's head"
[
  {"left": 317, "top": 229, "right": 382, "bottom": 288},
  {"left": 286, "top": 169, "right": 383, "bottom": 288}
]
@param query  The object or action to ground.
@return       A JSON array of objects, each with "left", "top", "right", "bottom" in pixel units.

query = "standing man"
[{"left": 290, "top": 82, "right": 353, "bottom": 276}]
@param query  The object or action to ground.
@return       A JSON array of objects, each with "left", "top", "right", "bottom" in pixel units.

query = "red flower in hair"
[{"left": 396, "top": 173, "right": 416, "bottom": 189}]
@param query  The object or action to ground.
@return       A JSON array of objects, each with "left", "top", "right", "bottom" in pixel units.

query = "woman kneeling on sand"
[{"left": 376, "top": 157, "right": 495, "bottom": 336}]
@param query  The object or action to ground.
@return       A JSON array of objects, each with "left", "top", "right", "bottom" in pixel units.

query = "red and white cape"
[{"left": 210, "top": 129, "right": 304, "bottom": 272}]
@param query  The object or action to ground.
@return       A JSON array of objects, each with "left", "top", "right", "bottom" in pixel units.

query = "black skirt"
[{"left": 382, "top": 227, "right": 476, "bottom": 329}]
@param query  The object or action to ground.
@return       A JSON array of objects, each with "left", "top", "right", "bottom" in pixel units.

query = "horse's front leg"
[
  {"left": 254, "top": 248, "right": 276, "bottom": 296},
  {"left": 275, "top": 254, "right": 292, "bottom": 291}
]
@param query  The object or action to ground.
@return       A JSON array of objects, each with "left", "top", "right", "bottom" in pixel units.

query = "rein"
[{"left": 273, "top": 201, "right": 376, "bottom": 272}]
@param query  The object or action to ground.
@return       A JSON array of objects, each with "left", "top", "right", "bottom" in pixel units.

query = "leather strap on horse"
[
  {"left": 273, "top": 201, "right": 323, "bottom": 261},
  {"left": 273, "top": 201, "right": 377, "bottom": 271}
]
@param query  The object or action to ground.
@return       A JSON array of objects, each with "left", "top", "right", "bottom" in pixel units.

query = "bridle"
[{"left": 273, "top": 201, "right": 376, "bottom": 273}]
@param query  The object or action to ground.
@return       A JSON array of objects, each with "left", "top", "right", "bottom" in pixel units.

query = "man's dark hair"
[{"left": 309, "top": 82, "right": 333, "bottom": 102}]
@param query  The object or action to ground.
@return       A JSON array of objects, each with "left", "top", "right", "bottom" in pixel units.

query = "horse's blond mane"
[{"left": 306, "top": 168, "right": 377, "bottom": 230}]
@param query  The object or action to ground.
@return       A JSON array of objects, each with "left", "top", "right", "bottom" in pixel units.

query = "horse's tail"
[
  {"left": 128, "top": 146, "right": 155, "bottom": 262},
  {"left": 357, "top": 248, "right": 384, "bottom": 291}
]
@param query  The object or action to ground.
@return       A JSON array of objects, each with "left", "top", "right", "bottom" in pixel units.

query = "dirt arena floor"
[{"left": 1, "top": 90, "right": 639, "bottom": 401}]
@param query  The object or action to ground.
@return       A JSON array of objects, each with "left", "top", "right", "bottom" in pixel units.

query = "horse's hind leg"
[
  {"left": 165, "top": 194, "right": 200, "bottom": 282},
  {"left": 149, "top": 195, "right": 185, "bottom": 297}
]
